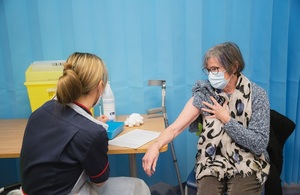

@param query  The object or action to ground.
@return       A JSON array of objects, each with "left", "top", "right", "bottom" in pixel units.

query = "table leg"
[{"left": 129, "top": 154, "right": 137, "bottom": 177}]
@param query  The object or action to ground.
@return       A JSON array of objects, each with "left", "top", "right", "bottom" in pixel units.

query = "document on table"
[{"left": 108, "top": 129, "right": 161, "bottom": 149}]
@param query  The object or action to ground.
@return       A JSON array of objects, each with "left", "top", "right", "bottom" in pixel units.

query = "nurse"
[{"left": 20, "top": 52, "right": 150, "bottom": 195}]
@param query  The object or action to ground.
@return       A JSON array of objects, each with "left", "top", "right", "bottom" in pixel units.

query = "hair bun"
[
  {"left": 63, "top": 62, "right": 73, "bottom": 75},
  {"left": 63, "top": 62, "right": 73, "bottom": 70}
]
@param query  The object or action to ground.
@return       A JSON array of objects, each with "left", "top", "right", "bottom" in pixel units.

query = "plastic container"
[
  {"left": 101, "top": 81, "right": 116, "bottom": 121},
  {"left": 24, "top": 61, "right": 94, "bottom": 115},
  {"left": 106, "top": 121, "right": 124, "bottom": 139},
  {"left": 24, "top": 62, "right": 64, "bottom": 112}
]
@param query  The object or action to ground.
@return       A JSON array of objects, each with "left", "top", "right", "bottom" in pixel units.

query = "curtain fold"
[{"left": 0, "top": 0, "right": 299, "bottom": 187}]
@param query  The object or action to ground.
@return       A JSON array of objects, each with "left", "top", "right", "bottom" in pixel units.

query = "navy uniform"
[{"left": 20, "top": 100, "right": 110, "bottom": 194}]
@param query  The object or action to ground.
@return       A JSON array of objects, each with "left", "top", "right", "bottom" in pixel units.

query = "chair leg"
[{"left": 185, "top": 185, "right": 188, "bottom": 195}]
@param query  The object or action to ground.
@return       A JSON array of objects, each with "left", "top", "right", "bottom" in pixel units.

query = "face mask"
[
  {"left": 93, "top": 88, "right": 103, "bottom": 107},
  {"left": 208, "top": 71, "right": 230, "bottom": 89},
  {"left": 95, "top": 94, "right": 102, "bottom": 106}
]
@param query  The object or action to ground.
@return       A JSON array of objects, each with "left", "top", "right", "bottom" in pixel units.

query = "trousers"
[
  {"left": 69, "top": 177, "right": 151, "bottom": 195},
  {"left": 197, "top": 174, "right": 263, "bottom": 195},
  {"left": 9, "top": 177, "right": 150, "bottom": 195}
]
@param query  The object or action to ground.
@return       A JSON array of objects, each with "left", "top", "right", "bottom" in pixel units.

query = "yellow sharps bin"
[
  {"left": 24, "top": 61, "right": 64, "bottom": 112},
  {"left": 24, "top": 60, "right": 94, "bottom": 115}
]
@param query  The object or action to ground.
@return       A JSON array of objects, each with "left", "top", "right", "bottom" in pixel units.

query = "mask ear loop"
[
  {"left": 227, "top": 74, "right": 233, "bottom": 82},
  {"left": 93, "top": 80, "right": 105, "bottom": 107}
]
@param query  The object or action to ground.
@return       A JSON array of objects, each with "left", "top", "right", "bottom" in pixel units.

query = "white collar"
[{"left": 67, "top": 103, "right": 108, "bottom": 131}]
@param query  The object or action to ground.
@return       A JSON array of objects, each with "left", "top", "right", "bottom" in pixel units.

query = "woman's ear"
[
  {"left": 233, "top": 61, "right": 239, "bottom": 74},
  {"left": 97, "top": 80, "right": 105, "bottom": 93}
]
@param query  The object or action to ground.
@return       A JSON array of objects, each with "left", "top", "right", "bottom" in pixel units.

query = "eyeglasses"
[{"left": 202, "top": 67, "right": 220, "bottom": 75}]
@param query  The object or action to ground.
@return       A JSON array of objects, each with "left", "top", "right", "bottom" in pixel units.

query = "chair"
[
  {"left": 185, "top": 110, "right": 295, "bottom": 195},
  {"left": 264, "top": 110, "right": 295, "bottom": 195},
  {"left": 185, "top": 169, "right": 197, "bottom": 195}
]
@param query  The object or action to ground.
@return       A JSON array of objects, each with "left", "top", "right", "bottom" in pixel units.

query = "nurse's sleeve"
[{"left": 84, "top": 129, "right": 110, "bottom": 183}]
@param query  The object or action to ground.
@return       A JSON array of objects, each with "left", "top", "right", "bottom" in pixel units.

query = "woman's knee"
[
  {"left": 131, "top": 177, "right": 151, "bottom": 195},
  {"left": 227, "top": 175, "right": 263, "bottom": 195},
  {"left": 197, "top": 176, "right": 226, "bottom": 195}
]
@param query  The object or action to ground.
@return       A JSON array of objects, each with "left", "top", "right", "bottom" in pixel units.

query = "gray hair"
[{"left": 203, "top": 42, "right": 245, "bottom": 75}]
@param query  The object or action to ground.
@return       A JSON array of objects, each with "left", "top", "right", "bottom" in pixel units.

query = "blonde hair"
[{"left": 56, "top": 52, "right": 108, "bottom": 105}]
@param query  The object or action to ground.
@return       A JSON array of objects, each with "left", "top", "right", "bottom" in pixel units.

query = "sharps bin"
[{"left": 24, "top": 61, "right": 64, "bottom": 112}]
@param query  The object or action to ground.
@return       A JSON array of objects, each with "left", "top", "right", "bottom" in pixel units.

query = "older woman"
[{"left": 142, "top": 42, "right": 270, "bottom": 195}]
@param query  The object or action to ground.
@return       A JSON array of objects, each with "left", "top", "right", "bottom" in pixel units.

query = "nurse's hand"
[
  {"left": 97, "top": 115, "right": 109, "bottom": 123},
  {"left": 142, "top": 143, "right": 160, "bottom": 177}
]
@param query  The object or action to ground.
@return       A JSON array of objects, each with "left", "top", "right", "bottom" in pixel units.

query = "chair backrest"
[{"left": 268, "top": 109, "right": 295, "bottom": 173}]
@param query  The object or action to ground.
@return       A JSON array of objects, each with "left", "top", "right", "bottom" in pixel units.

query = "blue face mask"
[
  {"left": 208, "top": 71, "right": 230, "bottom": 89},
  {"left": 94, "top": 88, "right": 103, "bottom": 107},
  {"left": 95, "top": 94, "right": 102, "bottom": 106}
]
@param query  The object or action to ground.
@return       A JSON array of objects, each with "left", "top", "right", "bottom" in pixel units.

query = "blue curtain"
[{"left": 0, "top": 0, "right": 299, "bottom": 187}]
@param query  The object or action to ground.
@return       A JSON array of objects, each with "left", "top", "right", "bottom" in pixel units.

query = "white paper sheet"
[{"left": 108, "top": 129, "right": 161, "bottom": 149}]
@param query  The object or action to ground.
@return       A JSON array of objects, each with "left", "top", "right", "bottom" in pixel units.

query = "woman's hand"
[
  {"left": 97, "top": 115, "right": 109, "bottom": 123},
  {"left": 201, "top": 96, "right": 230, "bottom": 124},
  {"left": 142, "top": 143, "right": 160, "bottom": 177}
]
